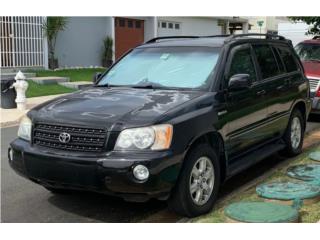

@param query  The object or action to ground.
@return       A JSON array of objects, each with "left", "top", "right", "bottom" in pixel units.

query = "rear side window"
[
  {"left": 228, "top": 47, "right": 257, "bottom": 83},
  {"left": 271, "top": 46, "right": 286, "bottom": 74},
  {"left": 277, "top": 46, "right": 299, "bottom": 72},
  {"left": 253, "top": 45, "right": 280, "bottom": 79}
]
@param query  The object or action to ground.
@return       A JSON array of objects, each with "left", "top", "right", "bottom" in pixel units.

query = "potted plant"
[
  {"left": 102, "top": 36, "right": 114, "bottom": 68},
  {"left": 42, "top": 17, "right": 68, "bottom": 69}
]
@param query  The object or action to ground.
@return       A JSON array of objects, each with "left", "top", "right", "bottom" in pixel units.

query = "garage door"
[{"left": 115, "top": 17, "right": 144, "bottom": 60}]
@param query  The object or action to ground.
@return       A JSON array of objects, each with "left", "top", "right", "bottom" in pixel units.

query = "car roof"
[{"left": 137, "top": 34, "right": 292, "bottom": 49}]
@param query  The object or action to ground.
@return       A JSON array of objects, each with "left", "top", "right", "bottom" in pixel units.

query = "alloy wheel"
[{"left": 189, "top": 156, "right": 215, "bottom": 206}]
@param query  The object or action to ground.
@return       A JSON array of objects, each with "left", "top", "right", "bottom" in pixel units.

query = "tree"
[
  {"left": 101, "top": 36, "right": 113, "bottom": 67},
  {"left": 42, "top": 17, "right": 68, "bottom": 69},
  {"left": 288, "top": 17, "right": 320, "bottom": 35}
]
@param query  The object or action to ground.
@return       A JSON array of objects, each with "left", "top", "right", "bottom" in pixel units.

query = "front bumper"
[{"left": 9, "top": 138, "right": 183, "bottom": 202}]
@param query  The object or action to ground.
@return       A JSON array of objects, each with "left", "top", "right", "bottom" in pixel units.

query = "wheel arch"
[
  {"left": 291, "top": 100, "right": 307, "bottom": 130},
  {"left": 184, "top": 131, "right": 227, "bottom": 182}
]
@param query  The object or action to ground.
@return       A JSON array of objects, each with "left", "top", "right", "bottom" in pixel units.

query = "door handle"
[
  {"left": 256, "top": 90, "right": 266, "bottom": 96},
  {"left": 277, "top": 85, "right": 285, "bottom": 91}
]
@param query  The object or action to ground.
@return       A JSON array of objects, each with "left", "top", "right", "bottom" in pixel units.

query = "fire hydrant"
[{"left": 12, "top": 71, "right": 28, "bottom": 111}]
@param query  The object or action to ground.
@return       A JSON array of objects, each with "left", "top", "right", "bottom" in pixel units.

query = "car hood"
[
  {"left": 30, "top": 87, "right": 203, "bottom": 130},
  {"left": 302, "top": 61, "right": 320, "bottom": 78}
]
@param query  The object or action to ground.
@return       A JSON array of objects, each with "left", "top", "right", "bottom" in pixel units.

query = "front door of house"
[{"left": 114, "top": 17, "right": 144, "bottom": 60}]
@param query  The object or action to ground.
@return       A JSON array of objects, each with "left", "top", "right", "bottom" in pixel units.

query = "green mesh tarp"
[
  {"left": 309, "top": 151, "right": 320, "bottom": 162},
  {"left": 224, "top": 202, "right": 299, "bottom": 223},
  {"left": 287, "top": 164, "right": 320, "bottom": 186},
  {"left": 256, "top": 181, "right": 320, "bottom": 200}
]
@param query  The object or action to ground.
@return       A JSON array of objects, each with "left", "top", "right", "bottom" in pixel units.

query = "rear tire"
[
  {"left": 281, "top": 109, "right": 305, "bottom": 157},
  {"left": 168, "top": 144, "right": 220, "bottom": 217}
]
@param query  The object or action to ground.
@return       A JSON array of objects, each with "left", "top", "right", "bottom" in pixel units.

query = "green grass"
[
  {"left": 33, "top": 68, "right": 106, "bottom": 82},
  {"left": 25, "top": 68, "right": 107, "bottom": 98},
  {"left": 26, "top": 81, "right": 75, "bottom": 98},
  {"left": 193, "top": 145, "right": 320, "bottom": 223}
]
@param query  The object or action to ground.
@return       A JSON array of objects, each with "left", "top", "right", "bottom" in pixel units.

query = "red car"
[{"left": 295, "top": 36, "right": 320, "bottom": 114}]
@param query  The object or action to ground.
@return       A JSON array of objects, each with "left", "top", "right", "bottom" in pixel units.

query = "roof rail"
[
  {"left": 145, "top": 36, "right": 200, "bottom": 44},
  {"left": 225, "top": 33, "right": 287, "bottom": 42},
  {"left": 313, "top": 36, "right": 320, "bottom": 40},
  {"left": 145, "top": 35, "right": 231, "bottom": 44}
]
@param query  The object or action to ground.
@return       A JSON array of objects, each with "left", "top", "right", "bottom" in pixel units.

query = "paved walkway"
[{"left": 0, "top": 94, "right": 67, "bottom": 128}]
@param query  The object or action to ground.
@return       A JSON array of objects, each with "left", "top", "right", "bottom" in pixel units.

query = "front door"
[
  {"left": 223, "top": 44, "right": 269, "bottom": 162},
  {"left": 114, "top": 17, "right": 144, "bottom": 60}
]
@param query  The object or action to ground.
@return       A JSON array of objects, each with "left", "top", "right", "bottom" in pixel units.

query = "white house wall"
[
  {"left": 278, "top": 22, "right": 312, "bottom": 46},
  {"left": 55, "top": 17, "right": 113, "bottom": 68},
  {"left": 157, "top": 17, "right": 222, "bottom": 36}
]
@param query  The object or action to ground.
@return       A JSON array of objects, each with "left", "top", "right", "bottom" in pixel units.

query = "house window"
[
  {"left": 175, "top": 23, "right": 180, "bottom": 29},
  {"left": 161, "top": 22, "right": 167, "bottom": 28},
  {"left": 136, "top": 21, "right": 141, "bottom": 28},
  {"left": 168, "top": 23, "right": 173, "bottom": 29},
  {"left": 128, "top": 20, "right": 133, "bottom": 28},
  {"left": 119, "top": 19, "right": 125, "bottom": 27}
]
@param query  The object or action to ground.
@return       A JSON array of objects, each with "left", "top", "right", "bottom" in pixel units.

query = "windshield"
[
  {"left": 97, "top": 47, "right": 221, "bottom": 90},
  {"left": 295, "top": 43, "right": 320, "bottom": 61}
]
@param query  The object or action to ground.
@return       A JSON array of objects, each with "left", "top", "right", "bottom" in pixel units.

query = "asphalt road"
[{"left": 1, "top": 117, "right": 320, "bottom": 223}]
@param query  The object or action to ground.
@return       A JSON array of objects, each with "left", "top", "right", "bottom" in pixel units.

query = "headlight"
[
  {"left": 17, "top": 116, "right": 32, "bottom": 141},
  {"left": 115, "top": 124, "right": 173, "bottom": 150}
]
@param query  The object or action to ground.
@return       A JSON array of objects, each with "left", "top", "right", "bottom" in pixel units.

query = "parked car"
[
  {"left": 295, "top": 36, "right": 320, "bottom": 114},
  {"left": 9, "top": 34, "right": 311, "bottom": 217}
]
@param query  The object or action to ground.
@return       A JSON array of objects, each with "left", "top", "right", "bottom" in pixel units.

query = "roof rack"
[
  {"left": 313, "top": 36, "right": 320, "bottom": 40},
  {"left": 145, "top": 35, "right": 231, "bottom": 44},
  {"left": 225, "top": 33, "right": 287, "bottom": 42},
  {"left": 144, "top": 33, "right": 288, "bottom": 45},
  {"left": 145, "top": 36, "right": 200, "bottom": 44}
]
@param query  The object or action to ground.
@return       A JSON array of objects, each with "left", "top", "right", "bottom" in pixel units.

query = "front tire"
[
  {"left": 168, "top": 144, "right": 220, "bottom": 217},
  {"left": 282, "top": 109, "right": 305, "bottom": 157}
]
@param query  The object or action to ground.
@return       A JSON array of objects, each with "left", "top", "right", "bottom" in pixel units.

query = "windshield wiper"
[
  {"left": 94, "top": 83, "right": 124, "bottom": 88},
  {"left": 131, "top": 79, "right": 167, "bottom": 89}
]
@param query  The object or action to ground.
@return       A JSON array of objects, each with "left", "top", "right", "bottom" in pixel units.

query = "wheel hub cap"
[
  {"left": 290, "top": 117, "right": 301, "bottom": 149},
  {"left": 189, "top": 156, "right": 215, "bottom": 206}
]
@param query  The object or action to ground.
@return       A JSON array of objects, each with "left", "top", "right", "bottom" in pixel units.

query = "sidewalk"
[{"left": 0, "top": 94, "right": 67, "bottom": 128}]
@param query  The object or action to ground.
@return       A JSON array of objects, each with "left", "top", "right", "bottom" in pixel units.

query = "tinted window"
[
  {"left": 253, "top": 45, "right": 280, "bottom": 79},
  {"left": 272, "top": 46, "right": 286, "bottom": 74},
  {"left": 228, "top": 47, "right": 256, "bottom": 83},
  {"left": 278, "top": 46, "right": 299, "bottom": 72}
]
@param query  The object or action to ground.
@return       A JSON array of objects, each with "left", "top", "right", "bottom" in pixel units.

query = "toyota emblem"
[{"left": 59, "top": 132, "right": 71, "bottom": 143}]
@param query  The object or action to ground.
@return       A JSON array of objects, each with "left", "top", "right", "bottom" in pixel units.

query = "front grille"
[
  {"left": 309, "top": 78, "right": 320, "bottom": 92},
  {"left": 33, "top": 123, "right": 107, "bottom": 152}
]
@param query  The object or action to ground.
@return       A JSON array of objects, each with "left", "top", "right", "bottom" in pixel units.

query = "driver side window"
[{"left": 228, "top": 47, "right": 257, "bottom": 83}]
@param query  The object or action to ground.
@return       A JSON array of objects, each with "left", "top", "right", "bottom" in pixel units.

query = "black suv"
[{"left": 9, "top": 34, "right": 311, "bottom": 217}]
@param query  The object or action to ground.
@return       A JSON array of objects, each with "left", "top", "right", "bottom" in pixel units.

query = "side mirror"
[
  {"left": 93, "top": 72, "right": 102, "bottom": 84},
  {"left": 228, "top": 74, "right": 251, "bottom": 91}
]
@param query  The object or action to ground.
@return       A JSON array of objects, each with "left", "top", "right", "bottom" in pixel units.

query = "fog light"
[
  {"left": 8, "top": 148, "right": 13, "bottom": 161},
  {"left": 133, "top": 165, "right": 149, "bottom": 181}
]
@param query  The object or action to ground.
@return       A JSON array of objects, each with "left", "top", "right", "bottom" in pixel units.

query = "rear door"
[
  {"left": 224, "top": 44, "right": 269, "bottom": 161},
  {"left": 251, "top": 43, "right": 288, "bottom": 139}
]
